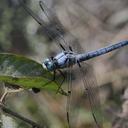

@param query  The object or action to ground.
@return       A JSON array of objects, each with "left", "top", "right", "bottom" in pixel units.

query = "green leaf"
[{"left": 0, "top": 53, "right": 66, "bottom": 95}]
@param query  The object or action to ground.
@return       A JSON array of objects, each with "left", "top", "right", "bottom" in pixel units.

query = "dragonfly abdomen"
[{"left": 77, "top": 40, "right": 128, "bottom": 62}]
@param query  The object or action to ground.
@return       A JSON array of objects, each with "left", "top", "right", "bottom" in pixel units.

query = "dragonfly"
[{"left": 19, "top": 0, "right": 128, "bottom": 128}]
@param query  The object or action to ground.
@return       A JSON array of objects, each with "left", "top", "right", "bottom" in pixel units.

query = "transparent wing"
[
  {"left": 78, "top": 62, "right": 103, "bottom": 128},
  {"left": 39, "top": 0, "right": 69, "bottom": 48},
  {"left": 66, "top": 66, "right": 73, "bottom": 128},
  {"left": 20, "top": 0, "right": 68, "bottom": 49},
  {"left": 21, "top": 1, "right": 103, "bottom": 127},
  {"left": 66, "top": 67, "right": 82, "bottom": 128},
  {"left": 20, "top": 0, "right": 45, "bottom": 26},
  {"left": 39, "top": 0, "right": 65, "bottom": 37}
]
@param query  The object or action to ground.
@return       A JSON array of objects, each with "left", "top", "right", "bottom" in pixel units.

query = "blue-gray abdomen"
[{"left": 77, "top": 40, "right": 128, "bottom": 62}]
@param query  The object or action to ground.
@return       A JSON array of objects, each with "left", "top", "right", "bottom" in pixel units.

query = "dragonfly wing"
[
  {"left": 66, "top": 66, "right": 73, "bottom": 128},
  {"left": 39, "top": 1, "right": 67, "bottom": 44},
  {"left": 78, "top": 62, "right": 103, "bottom": 128},
  {"left": 21, "top": 0, "right": 66, "bottom": 46},
  {"left": 39, "top": 1, "right": 85, "bottom": 52},
  {"left": 64, "top": 66, "right": 80, "bottom": 128},
  {"left": 20, "top": 0, "right": 45, "bottom": 26}
]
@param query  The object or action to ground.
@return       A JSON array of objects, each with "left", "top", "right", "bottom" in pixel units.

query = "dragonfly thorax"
[{"left": 42, "top": 51, "right": 77, "bottom": 71}]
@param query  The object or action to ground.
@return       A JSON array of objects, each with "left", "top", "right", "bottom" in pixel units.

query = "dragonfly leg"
[
  {"left": 56, "top": 69, "right": 65, "bottom": 94},
  {"left": 36, "top": 70, "right": 67, "bottom": 95},
  {"left": 32, "top": 69, "right": 55, "bottom": 93},
  {"left": 39, "top": 70, "right": 56, "bottom": 87}
]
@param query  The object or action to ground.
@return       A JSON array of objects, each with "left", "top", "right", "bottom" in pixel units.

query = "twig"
[{"left": 0, "top": 103, "right": 41, "bottom": 128}]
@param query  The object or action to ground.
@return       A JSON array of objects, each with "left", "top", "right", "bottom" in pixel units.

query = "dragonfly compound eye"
[{"left": 42, "top": 59, "right": 55, "bottom": 71}]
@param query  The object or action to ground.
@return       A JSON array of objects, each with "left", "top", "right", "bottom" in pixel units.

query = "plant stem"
[{"left": 0, "top": 103, "right": 41, "bottom": 128}]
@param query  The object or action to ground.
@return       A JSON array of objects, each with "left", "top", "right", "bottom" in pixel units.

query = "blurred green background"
[{"left": 0, "top": 0, "right": 128, "bottom": 128}]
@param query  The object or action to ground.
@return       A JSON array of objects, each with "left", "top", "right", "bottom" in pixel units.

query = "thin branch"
[{"left": 0, "top": 103, "right": 41, "bottom": 128}]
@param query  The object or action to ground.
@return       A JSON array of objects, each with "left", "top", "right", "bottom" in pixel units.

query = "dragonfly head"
[{"left": 42, "top": 58, "right": 56, "bottom": 71}]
